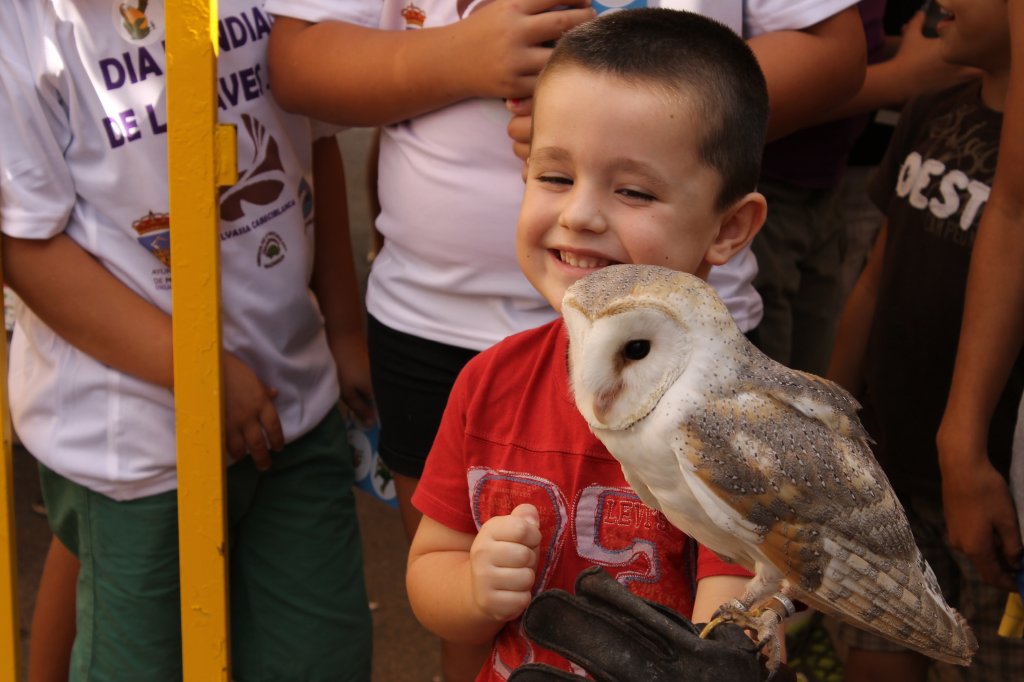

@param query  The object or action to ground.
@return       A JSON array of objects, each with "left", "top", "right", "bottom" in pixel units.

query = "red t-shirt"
[{"left": 414, "top": 320, "right": 749, "bottom": 680}]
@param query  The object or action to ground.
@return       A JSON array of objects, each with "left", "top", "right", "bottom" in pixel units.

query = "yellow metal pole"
[
  {"left": 165, "top": 2, "right": 237, "bottom": 679},
  {"left": 0, "top": 268, "right": 21, "bottom": 682}
]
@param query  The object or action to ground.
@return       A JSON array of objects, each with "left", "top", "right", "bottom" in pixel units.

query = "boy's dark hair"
[{"left": 541, "top": 8, "right": 769, "bottom": 210}]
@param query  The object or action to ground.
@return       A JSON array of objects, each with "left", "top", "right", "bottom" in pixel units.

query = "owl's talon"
[
  {"left": 699, "top": 598, "right": 747, "bottom": 639},
  {"left": 701, "top": 595, "right": 795, "bottom": 672},
  {"left": 697, "top": 616, "right": 725, "bottom": 639}
]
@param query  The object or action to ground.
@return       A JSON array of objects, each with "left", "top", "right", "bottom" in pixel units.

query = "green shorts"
[{"left": 41, "top": 409, "right": 372, "bottom": 682}]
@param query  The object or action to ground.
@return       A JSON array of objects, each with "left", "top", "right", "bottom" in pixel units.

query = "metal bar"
[
  {"left": 165, "top": 2, "right": 234, "bottom": 678},
  {"left": 0, "top": 274, "right": 21, "bottom": 682}
]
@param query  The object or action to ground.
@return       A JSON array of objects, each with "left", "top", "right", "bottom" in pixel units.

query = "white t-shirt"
[
  {"left": 267, "top": 0, "right": 858, "bottom": 349},
  {"left": 0, "top": 0, "right": 339, "bottom": 500}
]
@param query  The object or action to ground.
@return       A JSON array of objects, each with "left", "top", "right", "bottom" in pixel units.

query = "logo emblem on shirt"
[
  {"left": 257, "top": 232, "right": 286, "bottom": 268},
  {"left": 120, "top": 1, "right": 153, "bottom": 39},
  {"left": 401, "top": 3, "right": 426, "bottom": 29},
  {"left": 133, "top": 211, "right": 171, "bottom": 267},
  {"left": 113, "top": 0, "right": 163, "bottom": 45},
  {"left": 220, "top": 115, "right": 286, "bottom": 223}
]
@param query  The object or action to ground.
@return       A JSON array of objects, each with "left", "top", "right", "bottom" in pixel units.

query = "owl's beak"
[{"left": 592, "top": 382, "right": 622, "bottom": 426}]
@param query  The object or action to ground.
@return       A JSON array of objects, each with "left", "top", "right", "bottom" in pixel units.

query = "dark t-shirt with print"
[{"left": 862, "top": 80, "right": 1024, "bottom": 499}]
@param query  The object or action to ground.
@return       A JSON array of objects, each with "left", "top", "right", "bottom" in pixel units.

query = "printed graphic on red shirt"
[{"left": 467, "top": 466, "right": 694, "bottom": 678}]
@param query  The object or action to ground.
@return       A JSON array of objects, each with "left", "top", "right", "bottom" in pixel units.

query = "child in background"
[
  {"left": 828, "top": 0, "right": 1024, "bottom": 678},
  {"left": 749, "top": 0, "right": 981, "bottom": 376},
  {"left": 937, "top": 0, "right": 1024, "bottom": 595},
  {"left": 835, "top": 3, "right": 981, "bottom": 303},
  {"left": 405, "top": 10, "right": 769, "bottom": 679},
  {"left": 0, "top": 1, "right": 373, "bottom": 680}
]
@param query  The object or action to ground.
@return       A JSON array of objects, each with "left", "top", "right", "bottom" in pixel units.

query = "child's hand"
[
  {"left": 223, "top": 352, "right": 284, "bottom": 470},
  {"left": 506, "top": 96, "right": 533, "bottom": 167},
  {"left": 328, "top": 329, "right": 377, "bottom": 428},
  {"left": 470, "top": 503, "right": 542, "bottom": 622},
  {"left": 457, "top": 0, "right": 595, "bottom": 101},
  {"left": 893, "top": 12, "right": 980, "bottom": 96}
]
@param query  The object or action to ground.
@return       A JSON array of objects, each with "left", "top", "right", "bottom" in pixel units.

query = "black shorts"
[{"left": 367, "top": 315, "right": 479, "bottom": 479}]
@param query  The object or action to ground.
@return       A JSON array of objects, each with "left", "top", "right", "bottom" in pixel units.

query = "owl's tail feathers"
[
  {"left": 911, "top": 561, "right": 978, "bottom": 666},
  {"left": 901, "top": 598, "right": 977, "bottom": 666},
  {"left": 800, "top": 544, "right": 977, "bottom": 666},
  {"left": 941, "top": 609, "right": 978, "bottom": 666}
]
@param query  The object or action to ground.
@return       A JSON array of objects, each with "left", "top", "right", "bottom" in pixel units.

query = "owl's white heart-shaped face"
[
  {"left": 564, "top": 302, "right": 691, "bottom": 431},
  {"left": 562, "top": 265, "right": 735, "bottom": 432}
]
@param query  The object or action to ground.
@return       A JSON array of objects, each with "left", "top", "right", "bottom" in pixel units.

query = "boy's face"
[
  {"left": 516, "top": 66, "right": 729, "bottom": 312},
  {"left": 934, "top": 0, "right": 1010, "bottom": 72}
]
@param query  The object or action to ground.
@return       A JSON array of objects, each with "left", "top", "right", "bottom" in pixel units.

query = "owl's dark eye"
[{"left": 623, "top": 339, "right": 651, "bottom": 361}]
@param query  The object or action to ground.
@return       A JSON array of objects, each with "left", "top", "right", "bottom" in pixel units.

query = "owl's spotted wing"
[
  {"left": 673, "top": 369, "right": 974, "bottom": 665},
  {"left": 752, "top": 364, "right": 869, "bottom": 442}
]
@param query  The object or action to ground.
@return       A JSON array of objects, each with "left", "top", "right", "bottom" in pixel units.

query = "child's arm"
[
  {"left": 309, "top": 134, "right": 375, "bottom": 426},
  {"left": 691, "top": 574, "right": 749, "bottom": 624},
  {"left": 407, "top": 503, "right": 541, "bottom": 644},
  {"left": 2, "top": 233, "right": 175, "bottom": 388},
  {"left": 936, "top": 0, "right": 1024, "bottom": 591},
  {"left": 745, "top": 6, "right": 866, "bottom": 142},
  {"left": 818, "top": 11, "right": 978, "bottom": 122},
  {"left": 2, "top": 233, "right": 282, "bottom": 469},
  {"left": 825, "top": 223, "right": 888, "bottom": 395},
  {"left": 267, "top": 0, "right": 594, "bottom": 126},
  {"left": 507, "top": 6, "right": 867, "bottom": 159}
]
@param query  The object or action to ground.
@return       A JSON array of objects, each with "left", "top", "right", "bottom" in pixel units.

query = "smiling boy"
[
  {"left": 405, "top": 9, "right": 770, "bottom": 680},
  {"left": 516, "top": 65, "right": 763, "bottom": 303}
]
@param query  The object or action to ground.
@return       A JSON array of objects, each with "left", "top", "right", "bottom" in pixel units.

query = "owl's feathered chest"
[{"left": 592, "top": 374, "right": 767, "bottom": 567}]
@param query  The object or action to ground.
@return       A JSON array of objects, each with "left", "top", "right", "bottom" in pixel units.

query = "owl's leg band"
[{"left": 760, "top": 594, "right": 796, "bottom": 624}]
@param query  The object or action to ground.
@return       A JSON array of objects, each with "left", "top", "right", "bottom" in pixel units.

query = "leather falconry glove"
[{"left": 507, "top": 566, "right": 796, "bottom": 682}]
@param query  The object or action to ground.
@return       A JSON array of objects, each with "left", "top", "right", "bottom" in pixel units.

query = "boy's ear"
[{"left": 704, "top": 192, "right": 767, "bottom": 267}]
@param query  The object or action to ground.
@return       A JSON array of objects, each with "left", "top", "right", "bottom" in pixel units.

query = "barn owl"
[{"left": 561, "top": 264, "right": 976, "bottom": 670}]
